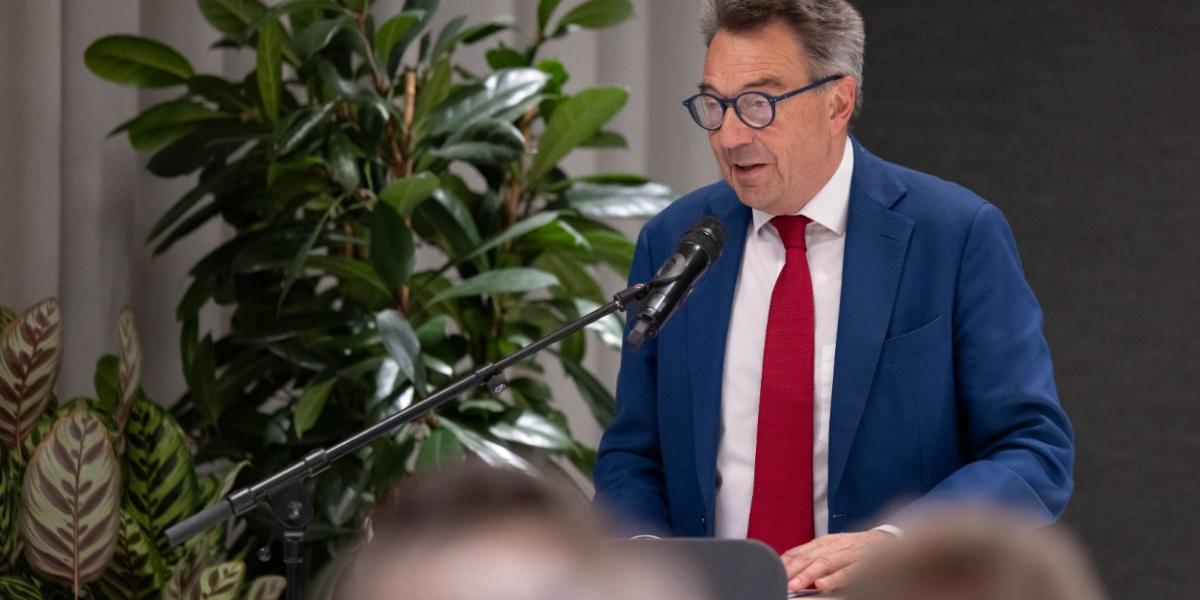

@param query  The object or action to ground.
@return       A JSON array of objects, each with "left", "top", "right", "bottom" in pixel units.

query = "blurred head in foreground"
[
  {"left": 338, "top": 462, "right": 701, "bottom": 600},
  {"left": 845, "top": 509, "right": 1104, "bottom": 600}
]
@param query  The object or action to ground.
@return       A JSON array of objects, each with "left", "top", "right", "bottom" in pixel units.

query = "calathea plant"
[
  {"left": 83, "top": 0, "right": 668, "bottom": 585},
  {"left": 0, "top": 298, "right": 283, "bottom": 600}
]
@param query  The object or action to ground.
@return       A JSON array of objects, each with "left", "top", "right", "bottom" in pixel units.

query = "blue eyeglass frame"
[{"left": 682, "top": 74, "right": 846, "bottom": 130}]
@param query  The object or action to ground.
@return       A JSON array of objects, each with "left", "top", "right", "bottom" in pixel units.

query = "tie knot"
[{"left": 771, "top": 215, "right": 811, "bottom": 250}]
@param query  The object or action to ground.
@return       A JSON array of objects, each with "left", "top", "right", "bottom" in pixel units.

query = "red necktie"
[{"left": 746, "top": 215, "right": 815, "bottom": 555}]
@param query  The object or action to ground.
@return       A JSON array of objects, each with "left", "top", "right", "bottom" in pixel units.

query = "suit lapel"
[
  {"left": 688, "top": 186, "right": 750, "bottom": 516},
  {"left": 827, "top": 142, "right": 913, "bottom": 502}
]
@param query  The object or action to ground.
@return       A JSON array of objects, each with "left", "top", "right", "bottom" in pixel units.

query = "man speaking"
[{"left": 594, "top": 0, "right": 1075, "bottom": 592}]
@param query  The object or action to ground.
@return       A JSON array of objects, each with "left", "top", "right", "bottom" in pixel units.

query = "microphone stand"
[{"left": 164, "top": 283, "right": 649, "bottom": 600}]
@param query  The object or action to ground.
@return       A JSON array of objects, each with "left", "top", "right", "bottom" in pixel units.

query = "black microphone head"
[{"left": 682, "top": 216, "right": 727, "bottom": 263}]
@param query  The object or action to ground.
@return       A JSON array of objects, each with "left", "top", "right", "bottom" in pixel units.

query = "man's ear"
[{"left": 828, "top": 77, "right": 857, "bottom": 135}]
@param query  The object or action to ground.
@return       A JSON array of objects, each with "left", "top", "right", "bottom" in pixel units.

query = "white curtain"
[{"left": 0, "top": 0, "right": 718, "bottom": 447}]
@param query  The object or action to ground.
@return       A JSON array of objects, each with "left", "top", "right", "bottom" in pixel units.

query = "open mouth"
[{"left": 733, "top": 162, "right": 769, "bottom": 176}]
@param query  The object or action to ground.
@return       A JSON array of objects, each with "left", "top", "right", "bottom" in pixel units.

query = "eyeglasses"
[{"left": 682, "top": 74, "right": 845, "bottom": 130}]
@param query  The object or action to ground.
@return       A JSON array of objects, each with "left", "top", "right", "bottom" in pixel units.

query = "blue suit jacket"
[{"left": 594, "top": 140, "right": 1074, "bottom": 536}]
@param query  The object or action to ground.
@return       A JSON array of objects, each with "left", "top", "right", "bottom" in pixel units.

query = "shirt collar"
[{"left": 750, "top": 138, "right": 854, "bottom": 237}]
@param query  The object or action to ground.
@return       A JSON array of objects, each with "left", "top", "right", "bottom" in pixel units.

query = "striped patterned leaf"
[
  {"left": 124, "top": 395, "right": 200, "bottom": 556},
  {"left": 190, "top": 561, "right": 245, "bottom": 600},
  {"left": 243, "top": 575, "right": 285, "bottom": 600},
  {"left": 0, "top": 298, "right": 63, "bottom": 450},
  {"left": 93, "top": 510, "right": 169, "bottom": 600},
  {"left": 18, "top": 407, "right": 121, "bottom": 596},
  {"left": 0, "top": 452, "right": 21, "bottom": 568},
  {"left": 116, "top": 307, "right": 142, "bottom": 431},
  {"left": 0, "top": 574, "right": 45, "bottom": 600}
]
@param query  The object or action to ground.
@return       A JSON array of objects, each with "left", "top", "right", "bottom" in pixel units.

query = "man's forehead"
[
  {"left": 700, "top": 24, "right": 809, "bottom": 94},
  {"left": 698, "top": 75, "right": 787, "bottom": 94}
]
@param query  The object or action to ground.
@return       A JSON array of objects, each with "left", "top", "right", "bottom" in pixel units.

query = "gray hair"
[{"left": 700, "top": 0, "right": 866, "bottom": 118}]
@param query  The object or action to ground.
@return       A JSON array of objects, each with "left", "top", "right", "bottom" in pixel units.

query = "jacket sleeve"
[
  {"left": 896, "top": 202, "right": 1075, "bottom": 524},
  {"left": 593, "top": 227, "right": 673, "bottom": 535}
]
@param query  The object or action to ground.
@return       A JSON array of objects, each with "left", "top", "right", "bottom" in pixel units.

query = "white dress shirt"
[{"left": 714, "top": 140, "right": 853, "bottom": 539}]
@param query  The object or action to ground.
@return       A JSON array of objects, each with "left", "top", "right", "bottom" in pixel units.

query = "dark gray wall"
[{"left": 850, "top": 1, "right": 1200, "bottom": 597}]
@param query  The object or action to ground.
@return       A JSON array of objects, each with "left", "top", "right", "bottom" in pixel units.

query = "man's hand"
[{"left": 782, "top": 530, "right": 893, "bottom": 592}]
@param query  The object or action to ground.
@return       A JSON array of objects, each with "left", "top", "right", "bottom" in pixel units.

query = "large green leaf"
[
  {"left": 115, "top": 99, "right": 228, "bottom": 151},
  {"left": 294, "top": 15, "right": 351, "bottom": 60},
  {"left": 19, "top": 407, "right": 121, "bottom": 596},
  {"left": 0, "top": 298, "right": 63, "bottom": 451},
  {"left": 561, "top": 357, "right": 614, "bottom": 427},
  {"left": 430, "top": 118, "right": 525, "bottom": 167},
  {"left": 293, "top": 377, "right": 336, "bottom": 440},
  {"left": 124, "top": 395, "right": 201, "bottom": 556},
  {"left": 376, "top": 310, "right": 423, "bottom": 394},
  {"left": 537, "top": 0, "right": 565, "bottom": 35},
  {"left": 440, "top": 418, "right": 536, "bottom": 474},
  {"left": 304, "top": 255, "right": 393, "bottom": 302},
  {"left": 562, "top": 181, "right": 672, "bottom": 218},
  {"left": 370, "top": 202, "right": 415, "bottom": 289},
  {"left": 415, "top": 427, "right": 464, "bottom": 472},
  {"left": 529, "top": 86, "right": 628, "bottom": 186},
  {"left": 93, "top": 511, "right": 169, "bottom": 600},
  {"left": 419, "top": 68, "right": 549, "bottom": 140},
  {"left": 429, "top": 268, "right": 559, "bottom": 304},
  {"left": 84, "top": 35, "right": 194, "bottom": 88},
  {"left": 256, "top": 18, "right": 284, "bottom": 122},
  {"left": 326, "top": 129, "right": 360, "bottom": 191},
  {"left": 552, "top": 0, "right": 633, "bottom": 35},
  {"left": 378, "top": 172, "right": 440, "bottom": 216},
  {"left": 116, "top": 307, "right": 142, "bottom": 432},
  {"left": 243, "top": 575, "right": 287, "bottom": 600},
  {"left": 452, "top": 211, "right": 559, "bottom": 267},
  {"left": 198, "top": 0, "right": 268, "bottom": 41},
  {"left": 276, "top": 102, "right": 336, "bottom": 156},
  {"left": 375, "top": 10, "right": 426, "bottom": 76},
  {"left": 489, "top": 410, "right": 573, "bottom": 450}
]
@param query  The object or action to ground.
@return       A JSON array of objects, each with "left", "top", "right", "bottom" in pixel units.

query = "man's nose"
[{"left": 713, "top": 108, "right": 755, "bottom": 149}]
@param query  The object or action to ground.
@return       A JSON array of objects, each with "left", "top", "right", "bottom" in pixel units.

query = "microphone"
[{"left": 627, "top": 216, "right": 727, "bottom": 347}]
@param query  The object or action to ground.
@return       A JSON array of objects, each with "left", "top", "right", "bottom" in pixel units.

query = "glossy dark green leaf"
[
  {"left": 430, "top": 118, "right": 525, "bottom": 167},
  {"left": 188, "top": 334, "right": 220, "bottom": 426},
  {"left": 305, "top": 255, "right": 393, "bottom": 300},
  {"left": 93, "top": 354, "right": 121, "bottom": 416},
  {"left": 375, "top": 10, "right": 425, "bottom": 75},
  {"left": 528, "top": 86, "right": 627, "bottom": 186},
  {"left": 489, "top": 411, "right": 573, "bottom": 450},
  {"left": 327, "top": 129, "right": 360, "bottom": 190},
  {"left": 420, "top": 68, "right": 548, "bottom": 140},
  {"left": 415, "top": 427, "right": 464, "bottom": 472},
  {"left": 533, "top": 251, "right": 602, "bottom": 301},
  {"left": 295, "top": 15, "right": 352, "bottom": 59},
  {"left": 537, "top": 0, "right": 565, "bottom": 35},
  {"left": 430, "top": 15, "right": 466, "bottom": 60},
  {"left": 440, "top": 418, "right": 536, "bottom": 474},
  {"left": 485, "top": 46, "right": 526, "bottom": 70},
  {"left": 561, "top": 357, "right": 614, "bottom": 427},
  {"left": 370, "top": 202, "right": 415, "bottom": 289},
  {"left": 376, "top": 309, "right": 424, "bottom": 396},
  {"left": 553, "top": 0, "right": 633, "bottom": 35},
  {"left": 429, "top": 268, "right": 559, "bottom": 304},
  {"left": 563, "top": 181, "right": 672, "bottom": 218},
  {"left": 294, "top": 378, "right": 337, "bottom": 439},
  {"left": 241, "top": 0, "right": 349, "bottom": 43},
  {"left": 460, "top": 19, "right": 512, "bottom": 44},
  {"left": 453, "top": 211, "right": 558, "bottom": 267},
  {"left": 414, "top": 58, "right": 452, "bottom": 126},
  {"left": 114, "top": 99, "right": 227, "bottom": 151},
  {"left": 378, "top": 172, "right": 440, "bottom": 216},
  {"left": 257, "top": 18, "right": 284, "bottom": 122},
  {"left": 198, "top": 0, "right": 268, "bottom": 41},
  {"left": 146, "top": 120, "right": 251, "bottom": 178},
  {"left": 84, "top": 35, "right": 194, "bottom": 87},
  {"left": 147, "top": 163, "right": 244, "bottom": 242},
  {"left": 277, "top": 101, "right": 336, "bottom": 155}
]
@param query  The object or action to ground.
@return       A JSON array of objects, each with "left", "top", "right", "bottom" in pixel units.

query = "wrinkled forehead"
[{"left": 700, "top": 22, "right": 812, "bottom": 95}]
